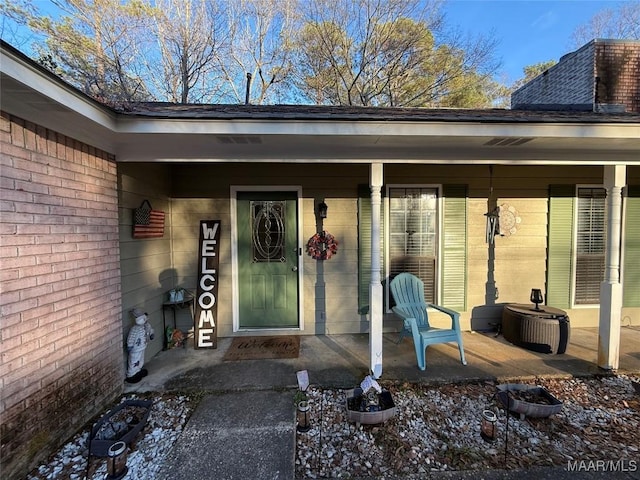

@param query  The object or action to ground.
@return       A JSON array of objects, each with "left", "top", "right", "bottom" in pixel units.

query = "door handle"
[{"left": 292, "top": 266, "right": 298, "bottom": 272}]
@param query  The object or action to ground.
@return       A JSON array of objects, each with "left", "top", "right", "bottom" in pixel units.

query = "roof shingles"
[{"left": 122, "top": 102, "right": 640, "bottom": 124}]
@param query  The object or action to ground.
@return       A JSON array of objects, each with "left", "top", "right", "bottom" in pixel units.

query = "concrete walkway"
[
  {"left": 125, "top": 327, "right": 640, "bottom": 479},
  {"left": 155, "top": 390, "right": 295, "bottom": 480}
]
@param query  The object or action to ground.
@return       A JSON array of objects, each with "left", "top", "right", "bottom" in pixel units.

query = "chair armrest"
[
  {"left": 392, "top": 305, "right": 410, "bottom": 320},
  {"left": 426, "top": 303, "right": 461, "bottom": 330},
  {"left": 392, "top": 307, "right": 421, "bottom": 338}
]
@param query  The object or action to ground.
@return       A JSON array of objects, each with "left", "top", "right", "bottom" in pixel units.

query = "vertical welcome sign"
[{"left": 195, "top": 220, "right": 220, "bottom": 349}]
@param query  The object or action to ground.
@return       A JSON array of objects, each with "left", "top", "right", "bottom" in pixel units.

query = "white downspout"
[
  {"left": 598, "top": 164, "right": 626, "bottom": 370},
  {"left": 370, "top": 163, "right": 384, "bottom": 378}
]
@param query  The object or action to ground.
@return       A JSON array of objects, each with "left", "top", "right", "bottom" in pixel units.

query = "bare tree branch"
[{"left": 572, "top": 3, "right": 640, "bottom": 46}]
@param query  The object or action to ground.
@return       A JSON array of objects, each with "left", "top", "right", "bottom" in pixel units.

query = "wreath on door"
[{"left": 306, "top": 231, "right": 338, "bottom": 260}]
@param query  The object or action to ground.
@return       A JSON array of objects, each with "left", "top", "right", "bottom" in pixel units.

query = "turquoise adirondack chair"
[{"left": 390, "top": 272, "right": 467, "bottom": 370}]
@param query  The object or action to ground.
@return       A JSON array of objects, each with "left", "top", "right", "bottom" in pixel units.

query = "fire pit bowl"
[
  {"left": 496, "top": 384, "right": 562, "bottom": 419},
  {"left": 89, "top": 399, "right": 152, "bottom": 457},
  {"left": 346, "top": 387, "right": 396, "bottom": 426}
]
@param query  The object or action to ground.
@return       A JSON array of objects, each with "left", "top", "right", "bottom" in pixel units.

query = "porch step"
[{"left": 156, "top": 390, "right": 295, "bottom": 480}]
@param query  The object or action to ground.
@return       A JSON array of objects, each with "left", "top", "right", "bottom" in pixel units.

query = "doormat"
[{"left": 223, "top": 335, "right": 300, "bottom": 361}]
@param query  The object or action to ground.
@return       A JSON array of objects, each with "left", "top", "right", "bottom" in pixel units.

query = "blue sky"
[
  {"left": 2, "top": 0, "right": 630, "bottom": 87},
  {"left": 443, "top": 0, "right": 630, "bottom": 83}
]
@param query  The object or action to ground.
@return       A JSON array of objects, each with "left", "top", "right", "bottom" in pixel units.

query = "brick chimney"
[{"left": 511, "top": 39, "right": 640, "bottom": 113}]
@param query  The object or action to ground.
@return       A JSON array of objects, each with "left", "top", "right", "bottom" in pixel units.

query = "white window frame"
[
  {"left": 572, "top": 184, "right": 606, "bottom": 307},
  {"left": 384, "top": 184, "right": 443, "bottom": 310}
]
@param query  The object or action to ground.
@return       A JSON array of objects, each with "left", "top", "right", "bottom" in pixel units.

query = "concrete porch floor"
[{"left": 126, "top": 326, "right": 640, "bottom": 394}]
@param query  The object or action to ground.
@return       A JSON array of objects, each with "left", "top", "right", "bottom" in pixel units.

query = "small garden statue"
[
  {"left": 358, "top": 375, "right": 383, "bottom": 412},
  {"left": 125, "top": 309, "right": 154, "bottom": 383}
]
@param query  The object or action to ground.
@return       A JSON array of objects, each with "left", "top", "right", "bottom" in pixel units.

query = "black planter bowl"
[
  {"left": 496, "top": 384, "right": 562, "bottom": 419},
  {"left": 345, "top": 387, "right": 396, "bottom": 426},
  {"left": 89, "top": 399, "right": 152, "bottom": 457}
]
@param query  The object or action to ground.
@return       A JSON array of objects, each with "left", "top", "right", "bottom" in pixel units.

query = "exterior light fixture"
[
  {"left": 106, "top": 441, "right": 128, "bottom": 480},
  {"left": 296, "top": 400, "right": 311, "bottom": 432},
  {"left": 530, "top": 288, "right": 544, "bottom": 311},
  {"left": 480, "top": 409, "right": 497, "bottom": 442},
  {"left": 317, "top": 202, "right": 328, "bottom": 219}
]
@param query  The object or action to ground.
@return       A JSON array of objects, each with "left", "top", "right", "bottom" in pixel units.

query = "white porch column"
[
  {"left": 369, "top": 163, "right": 384, "bottom": 378},
  {"left": 598, "top": 165, "right": 626, "bottom": 370}
]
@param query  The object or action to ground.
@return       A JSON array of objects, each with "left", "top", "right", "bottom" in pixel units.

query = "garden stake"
[
  {"left": 316, "top": 389, "right": 324, "bottom": 475},
  {"left": 504, "top": 389, "right": 510, "bottom": 465},
  {"left": 85, "top": 429, "right": 93, "bottom": 480}
]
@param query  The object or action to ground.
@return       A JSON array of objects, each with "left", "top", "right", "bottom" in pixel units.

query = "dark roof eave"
[{"left": 120, "top": 102, "right": 640, "bottom": 124}]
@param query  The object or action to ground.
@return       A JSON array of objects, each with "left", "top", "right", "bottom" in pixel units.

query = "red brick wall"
[
  {"left": 595, "top": 42, "right": 640, "bottom": 113},
  {"left": 0, "top": 112, "right": 124, "bottom": 479}
]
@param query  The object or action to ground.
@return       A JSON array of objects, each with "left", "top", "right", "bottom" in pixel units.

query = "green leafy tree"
[
  {"left": 292, "top": 0, "right": 500, "bottom": 107},
  {"left": 294, "top": 21, "right": 351, "bottom": 104},
  {"left": 15, "top": 0, "right": 153, "bottom": 105},
  {"left": 511, "top": 60, "right": 557, "bottom": 92},
  {"left": 2, "top": 0, "right": 503, "bottom": 107},
  {"left": 439, "top": 71, "right": 509, "bottom": 108}
]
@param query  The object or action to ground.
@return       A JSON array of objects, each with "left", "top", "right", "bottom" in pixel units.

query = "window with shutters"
[
  {"left": 575, "top": 187, "right": 606, "bottom": 305},
  {"left": 388, "top": 187, "right": 439, "bottom": 303},
  {"left": 623, "top": 186, "right": 640, "bottom": 307}
]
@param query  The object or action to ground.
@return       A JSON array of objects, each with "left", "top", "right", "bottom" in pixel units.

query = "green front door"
[{"left": 237, "top": 192, "right": 299, "bottom": 328}]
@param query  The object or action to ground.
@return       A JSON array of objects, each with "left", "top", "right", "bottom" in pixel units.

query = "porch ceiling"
[
  {"left": 113, "top": 130, "right": 639, "bottom": 164},
  {"left": 2, "top": 41, "right": 639, "bottom": 165}
]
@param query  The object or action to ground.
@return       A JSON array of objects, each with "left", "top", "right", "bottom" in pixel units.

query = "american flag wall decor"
[{"left": 132, "top": 200, "right": 165, "bottom": 239}]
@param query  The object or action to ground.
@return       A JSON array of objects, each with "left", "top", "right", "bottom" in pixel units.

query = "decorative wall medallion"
[{"left": 499, "top": 204, "right": 521, "bottom": 236}]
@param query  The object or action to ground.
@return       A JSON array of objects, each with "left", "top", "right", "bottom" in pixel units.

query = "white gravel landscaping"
[
  {"left": 296, "top": 375, "right": 640, "bottom": 478},
  {"left": 26, "top": 375, "right": 639, "bottom": 479}
]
